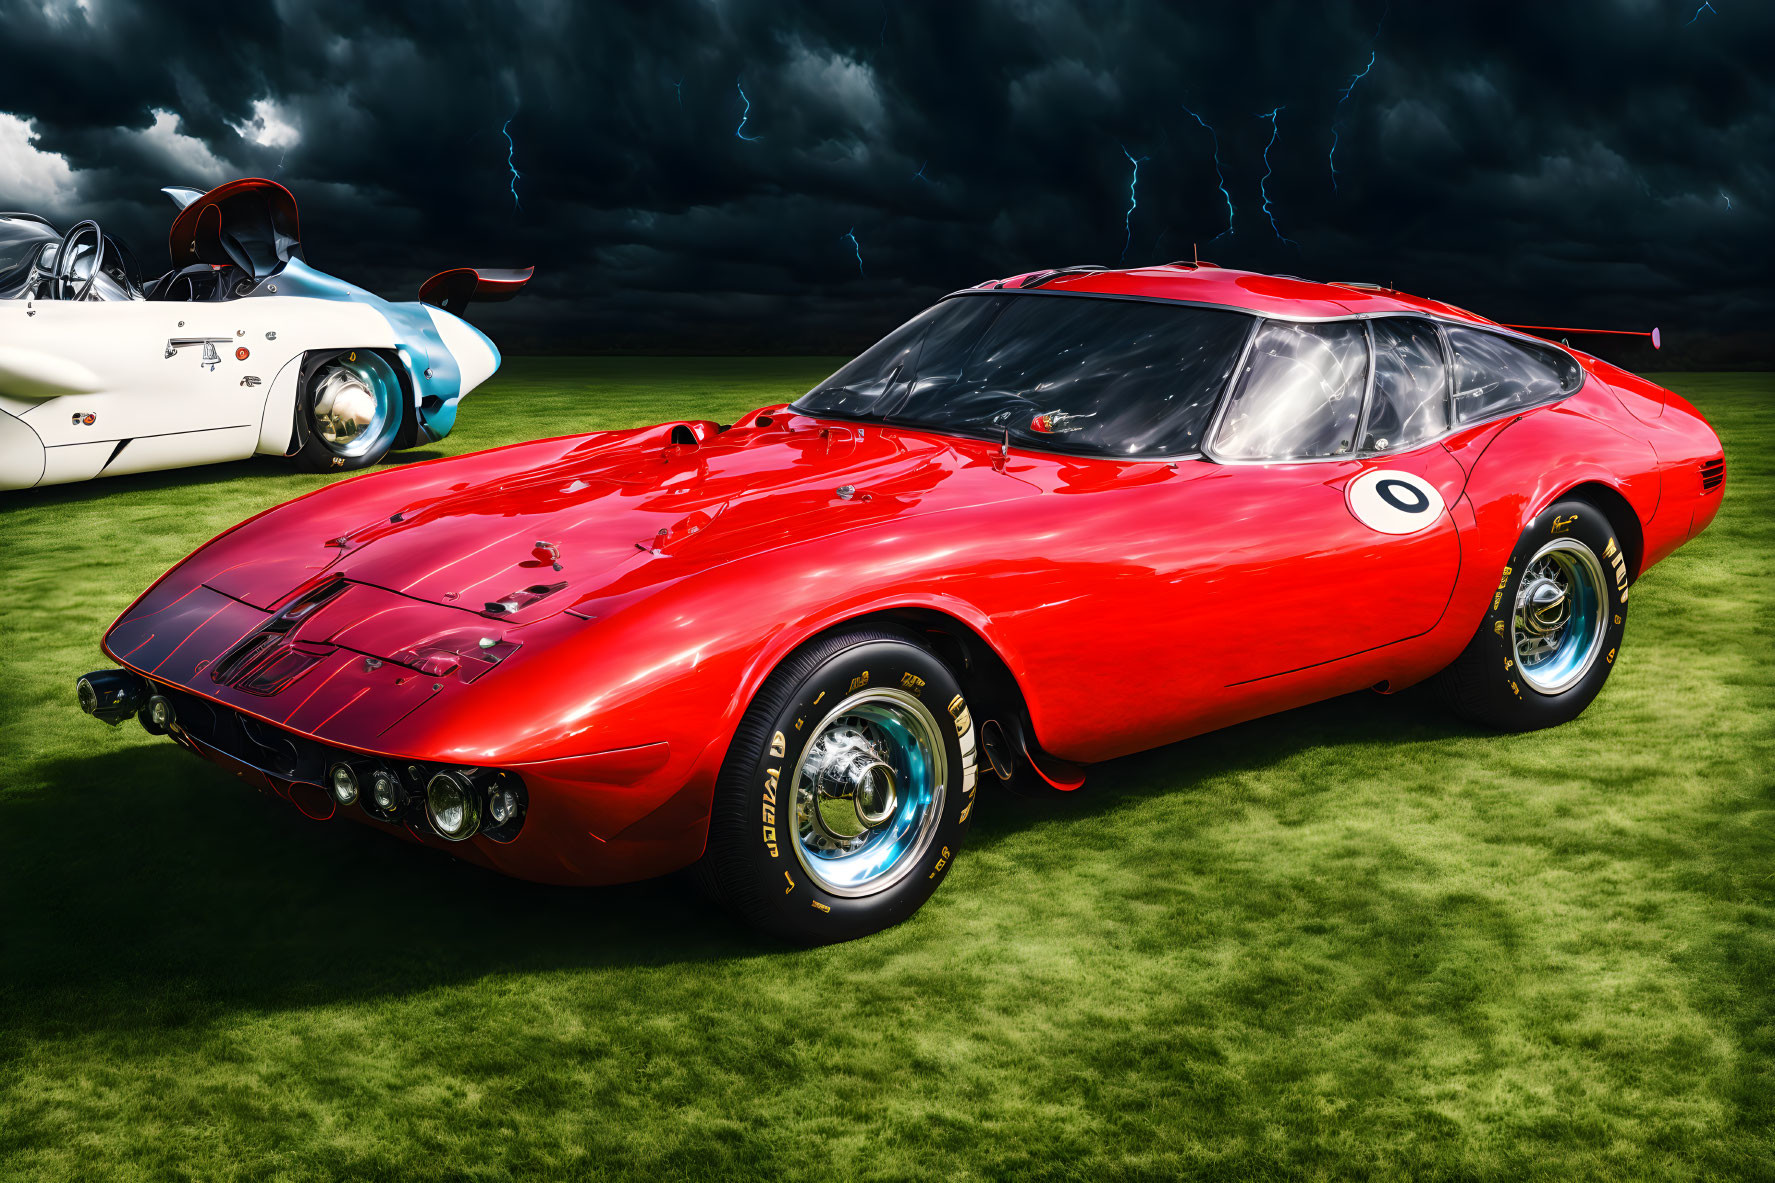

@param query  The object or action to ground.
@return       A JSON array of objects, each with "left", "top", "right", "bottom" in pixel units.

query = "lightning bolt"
[
  {"left": 673, "top": 77, "right": 684, "bottom": 106},
  {"left": 1120, "top": 144, "right": 1149, "bottom": 264},
  {"left": 1722, "top": 189, "right": 1733, "bottom": 210},
  {"left": 843, "top": 227, "right": 865, "bottom": 276},
  {"left": 1182, "top": 104, "right": 1235, "bottom": 241},
  {"left": 1686, "top": 2, "right": 1717, "bottom": 24},
  {"left": 1256, "top": 107, "right": 1296, "bottom": 247},
  {"left": 735, "top": 80, "right": 759, "bottom": 140},
  {"left": 913, "top": 160, "right": 930, "bottom": 182},
  {"left": 1328, "top": 49, "right": 1376, "bottom": 190},
  {"left": 502, "top": 119, "right": 521, "bottom": 210}
]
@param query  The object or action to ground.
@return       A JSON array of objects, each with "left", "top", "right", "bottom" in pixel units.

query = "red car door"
[
  {"left": 1000, "top": 313, "right": 1469, "bottom": 762},
  {"left": 1164, "top": 447, "right": 1466, "bottom": 688},
  {"left": 1001, "top": 446, "right": 1465, "bottom": 762}
]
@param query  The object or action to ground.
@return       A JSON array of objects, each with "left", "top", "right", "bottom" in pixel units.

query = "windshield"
[
  {"left": 794, "top": 292, "right": 1254, "bottom": 457},
  {"left": 0, "top": 216, "right": 57, "bottom": 295}
]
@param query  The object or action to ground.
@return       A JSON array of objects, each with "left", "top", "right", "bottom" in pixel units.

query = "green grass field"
[{"left": 1, "top": 362, "right": 1770, "bottom": 1181}]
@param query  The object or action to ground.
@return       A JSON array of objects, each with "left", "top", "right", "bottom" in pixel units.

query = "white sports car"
[{"left": 0, "top": 177, "right": 530, "bottom": 490}]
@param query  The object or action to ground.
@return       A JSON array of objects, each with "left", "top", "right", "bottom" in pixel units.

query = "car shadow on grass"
[
  {"left": 0, "top": 684, "right": 1479, "bottom": 1039},
  {"left": 965, "top": 682, "right": 1477, "bottom": 851}
]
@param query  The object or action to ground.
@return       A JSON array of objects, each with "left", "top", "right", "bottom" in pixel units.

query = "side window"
[
  {"left": 1210, "top": 319, "right": 1368, "bottom": 461},
  {"left": 1445, "top": 326, "right": 1582, "bottom": 424},
  {"left": 1362, "top": 318, "right": 1449, "bottom": 451}
]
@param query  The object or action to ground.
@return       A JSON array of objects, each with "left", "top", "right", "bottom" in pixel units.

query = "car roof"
[{"left": 974, "top": 263, "right": 1503, "bottom": 329}]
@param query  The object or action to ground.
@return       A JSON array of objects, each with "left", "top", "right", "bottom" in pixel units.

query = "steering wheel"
[{"left": 51, "top": 219, "right": 105, "bottom": 301}]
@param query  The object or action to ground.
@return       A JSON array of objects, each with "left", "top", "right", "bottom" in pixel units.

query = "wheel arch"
[
  {"left": 1543, "top": 480, "right": 1646, "bottom": 581},
  {"left": 384, "top": 347, "right": 422, "bottom": 450},
  {"left": 761, "top": 604, "right": 1083, "bottom": 790},
  {"left": 287, "top": 347, "right": 411, "bottom": 457}
]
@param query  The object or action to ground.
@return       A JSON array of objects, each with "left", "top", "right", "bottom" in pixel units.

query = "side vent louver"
[{"left": 1700, "top": 456, "right": 1725, "bottom": 492}]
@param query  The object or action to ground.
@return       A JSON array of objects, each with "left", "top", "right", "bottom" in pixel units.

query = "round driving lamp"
[
  {"left": 368, "top": 768, "right": 403, "bottom": 814},
  {"left": 142, "top": 693, "right": 177, "bottom": 735},
  {"left": 425, "top": 770, "right": 482, "bottom": 842},
  {"left": 487, "top": 784, "right": 518, "bottom": 825},
  {"left": 328, "top": 762, "right": 359, "bottom": 806}
]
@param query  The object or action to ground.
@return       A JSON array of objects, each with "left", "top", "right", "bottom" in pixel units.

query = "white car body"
[
  {"left": 0, "top": 181, "right": 520, "bottom": 490},
  {"left": 0, "top": 284, "right": 497, "bottom": 488}
]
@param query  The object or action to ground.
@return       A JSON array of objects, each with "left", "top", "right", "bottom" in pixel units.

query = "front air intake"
[{"left": 1700, "top": 456, "right": 1725, "bottom": 492}]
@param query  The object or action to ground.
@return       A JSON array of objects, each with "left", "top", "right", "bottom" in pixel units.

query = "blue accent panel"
[
  {"left": 384, "top": 304, "right": 460, "bottom": 442},
  {"left": 246, "top": 258, "right": 469, "bottom": 443}
]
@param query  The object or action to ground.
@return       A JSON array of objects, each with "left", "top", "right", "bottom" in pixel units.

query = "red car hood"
[
  {"left": 207, "top": 416, "right": 1021, "bottom": 617},
  {"left": 105, "top": 415, "right": 1032, "bottom": 749}
]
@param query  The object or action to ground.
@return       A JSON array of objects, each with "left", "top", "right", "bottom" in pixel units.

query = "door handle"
[{"left": 165, "top": 337, "right": 232, "bottom": 369}]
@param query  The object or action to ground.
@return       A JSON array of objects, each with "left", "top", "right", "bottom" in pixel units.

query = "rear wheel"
[
  {"left": 697, "top": 626, "right": 979, "bottom": 944},
  {"left": 1435, "top": 499, "right": 1630, "bottom": 730},
  {"left": 291, "top": 350, "right": 403, "bottom": 473}
]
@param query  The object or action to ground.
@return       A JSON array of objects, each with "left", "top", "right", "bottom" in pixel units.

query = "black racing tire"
[
  {"left": 289, "top": 349, "right": 405, "bottom": 474},
  {"left": 696, "top": 626, "right": 979, "bottom": 945},
  {"left": 1434, "top": 499, "right": 1631, "bottom": 731}
]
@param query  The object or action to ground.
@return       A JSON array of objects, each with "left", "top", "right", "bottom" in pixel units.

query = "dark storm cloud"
[{"left": 1, "top": 0, "right": 1770, "bottom": 363}]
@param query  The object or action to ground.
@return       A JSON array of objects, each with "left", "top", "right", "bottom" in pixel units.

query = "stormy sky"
[{"left": 1, "top": 0, "right": 1769, "bottom": 365}]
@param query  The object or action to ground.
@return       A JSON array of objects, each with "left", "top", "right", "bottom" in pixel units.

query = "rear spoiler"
[{"left": 418, "top": 266, "right": 534, "bottom": 314}]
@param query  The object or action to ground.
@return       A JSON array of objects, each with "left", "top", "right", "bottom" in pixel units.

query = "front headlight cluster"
[{"left": 325, "top": 759, "right": 527, "bottom": 843}]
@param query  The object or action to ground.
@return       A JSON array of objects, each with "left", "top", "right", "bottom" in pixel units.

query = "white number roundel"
[{"left": 1346, "top": 469, "right": 1445, "bottom": 535}]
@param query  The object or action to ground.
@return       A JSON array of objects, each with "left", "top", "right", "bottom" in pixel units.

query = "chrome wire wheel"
[
  {"left": 1511, "top": 538, "right": 1608, "bottom": 695},
  {"left": 310, "top": 352, "right": 399, "bottom": 459},
  {"left": 790, "top": 687, "right": 948, "bottom": 898}
]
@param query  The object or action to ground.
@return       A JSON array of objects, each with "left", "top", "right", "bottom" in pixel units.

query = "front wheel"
[
  {"left": 1435, "top": 499, "right": 1631, "bottom": 730},
  {"left": 290, "top": 350, "right": 404, "bottom": 473},
  {"left": 697, "top": 626, "right": 979, "bottom": 944}
]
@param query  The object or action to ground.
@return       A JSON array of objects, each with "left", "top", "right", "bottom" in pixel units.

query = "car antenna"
[
  {"left": 1496, "top": 322, "right": 1662, "bottom": 350},
  {"left": 1193, "top": 242, "right": 1199, "bottom": 267},
  {"left": 1000, "top": 426, "right": 1010, "bottom": 461}
]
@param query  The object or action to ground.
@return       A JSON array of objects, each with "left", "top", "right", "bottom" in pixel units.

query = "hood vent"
[
  {"left": 210, "top": 578, "right": 348, "bottom": 693},
  {"left": 483, "top": 580, "right": 568, "bottom": 617}
]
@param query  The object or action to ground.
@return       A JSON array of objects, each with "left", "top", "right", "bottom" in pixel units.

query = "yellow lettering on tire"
[{"left": 762, "top": 766, "right": 781, "bottom": 857}]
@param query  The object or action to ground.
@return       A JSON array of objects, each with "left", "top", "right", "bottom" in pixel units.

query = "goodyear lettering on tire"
[
  {"left": 1604, "top": 537, "right": 1630, "bottom": 604},
  {"left": 761, "top": 750, "right": 781, "bottom": 858},
  {"left": 948, "top": 695, "right": 978, "bottom": 824}
]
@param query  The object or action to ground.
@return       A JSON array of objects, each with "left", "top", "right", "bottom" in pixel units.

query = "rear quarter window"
[{"left": 1445, "top": 326, "right": 1582, "bottom": 424}]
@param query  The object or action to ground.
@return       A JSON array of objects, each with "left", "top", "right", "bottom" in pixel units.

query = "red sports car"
[{"left": 78, "top": 264, "right": 1726, "bottom": 943}]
